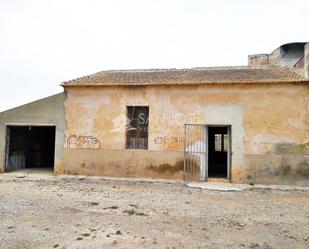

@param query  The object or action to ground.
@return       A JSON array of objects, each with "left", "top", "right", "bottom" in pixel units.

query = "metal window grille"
[{"left": 126, "top": 106, "right": 149, "bottom": 149}]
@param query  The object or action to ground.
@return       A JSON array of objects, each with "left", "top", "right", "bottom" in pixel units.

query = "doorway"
[
  {"left": 184, "top": 124, "right": 231, "bottom": 181},
  {"left": 208, "top": 126, "right": 229, "bottom": 178},
  {"left": 5, "top": 125, "right": 56, "bottom": 172}
]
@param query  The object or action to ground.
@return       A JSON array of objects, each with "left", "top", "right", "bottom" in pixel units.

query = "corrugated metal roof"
[{"left": 61, "top": 66, "right": 306, "bottom": 86}]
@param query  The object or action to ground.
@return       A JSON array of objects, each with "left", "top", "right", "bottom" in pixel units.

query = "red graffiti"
[
  {"left": 67, "top": 135, "right": 101, "bottom": 150},
  {"left": 154, "top": 136, "right": 184, "bottom": 145}
]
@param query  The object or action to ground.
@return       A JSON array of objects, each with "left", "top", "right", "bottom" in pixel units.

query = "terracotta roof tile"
[{"left": 62, "top": 66, "right": 306, "bottom": 86}]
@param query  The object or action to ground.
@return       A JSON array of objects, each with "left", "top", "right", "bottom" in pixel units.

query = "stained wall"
[{"left": 60, "top": 83, "right": 309, "bottom": 185}]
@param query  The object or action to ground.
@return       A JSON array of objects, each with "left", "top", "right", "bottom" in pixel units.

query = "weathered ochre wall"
[{"left": 60, "top": 83, "right": 309, "bottom": 185}]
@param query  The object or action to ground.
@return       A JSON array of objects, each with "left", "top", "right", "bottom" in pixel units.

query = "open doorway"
[
  {"left": 5, "top": 125, "right": 56, "bottom": 172},
  {"left": 184, "top": 124, "right": 231, "bottom": 181},
  {"left": 208, "top": 126, "right": 229, "bottom": 178}
]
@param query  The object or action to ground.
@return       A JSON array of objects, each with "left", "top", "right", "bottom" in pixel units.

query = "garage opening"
[{"left": 5, "top": 125, "right": 56, "bottom": 172}]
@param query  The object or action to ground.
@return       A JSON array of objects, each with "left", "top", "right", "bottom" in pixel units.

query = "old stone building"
[{"left": 1, "top": 42, "right": 309, "bottom": 186}]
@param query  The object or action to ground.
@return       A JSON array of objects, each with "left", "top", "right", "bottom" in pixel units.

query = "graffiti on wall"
[
  {"left": 154, "top": 136, "right": 184, "bottom": 145},
  {"left": 66, "top": 135, "right": 101, "bottom": 150}
]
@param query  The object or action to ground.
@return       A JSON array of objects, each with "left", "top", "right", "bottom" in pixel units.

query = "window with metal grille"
[{"left": 126, "top": 106, "right": 149, "bottom": 149}]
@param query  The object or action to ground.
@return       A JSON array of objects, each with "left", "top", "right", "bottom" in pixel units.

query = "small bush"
[{"left": 123, "top": 209, "right": 148, "bottom": 216}]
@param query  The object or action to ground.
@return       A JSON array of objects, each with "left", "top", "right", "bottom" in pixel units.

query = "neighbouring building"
[{"left": 1, "top": 42, "right": 309, "bottom": 186}]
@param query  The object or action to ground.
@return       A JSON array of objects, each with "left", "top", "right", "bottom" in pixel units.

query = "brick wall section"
[
  {"left": 294, "top": 56, "right": 304, "bottom": 69},
  {"left": 248, "top": 54, "right": 269, "bottom": 66}
]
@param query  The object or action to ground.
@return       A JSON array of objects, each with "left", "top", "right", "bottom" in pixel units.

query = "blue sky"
[{"left": 0, "top": 0, "right": 308, "bottom": 111}]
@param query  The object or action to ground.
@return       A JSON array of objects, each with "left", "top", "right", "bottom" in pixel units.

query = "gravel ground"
[{"left": 0, "top": 175, "right": 309, "bottom": 249}]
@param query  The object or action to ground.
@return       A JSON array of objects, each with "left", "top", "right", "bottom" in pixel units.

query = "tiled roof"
[{"left": 62, "top": 66, "right": 306, "bottom": 86}]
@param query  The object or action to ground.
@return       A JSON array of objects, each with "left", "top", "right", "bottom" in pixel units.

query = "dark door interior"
[
  {"left": 208, "top": 126, "right": 228, "bottom": 178},
  {"left": 6, "top": 126, "right": 56, "bottom": 171}
]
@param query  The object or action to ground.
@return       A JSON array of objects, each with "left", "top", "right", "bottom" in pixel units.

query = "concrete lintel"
[{"left": 5, "top": 123, "right": 57, "bottom": 127}]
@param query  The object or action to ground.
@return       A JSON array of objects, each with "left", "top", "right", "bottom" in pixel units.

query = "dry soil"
[{"left": 0, "top": 175, "right": 309, "bottom": 249}]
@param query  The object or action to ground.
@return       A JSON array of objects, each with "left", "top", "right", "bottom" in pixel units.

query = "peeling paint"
[{"left": 59, "top": 83, "right": 309, "bottom": 185}]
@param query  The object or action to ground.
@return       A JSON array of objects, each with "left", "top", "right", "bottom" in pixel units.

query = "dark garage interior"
[{"left": 6, "top": 126, "right": 56, "bottom": 171}]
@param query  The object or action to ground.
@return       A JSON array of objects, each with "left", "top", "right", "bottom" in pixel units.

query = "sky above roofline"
[{"left": 0, "top": 0, "right": 308, "bottom": 111}]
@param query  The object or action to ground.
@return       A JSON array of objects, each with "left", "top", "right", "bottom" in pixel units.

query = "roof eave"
[{"left": 61, "top": 80, "right": 309, "bottom": 87}]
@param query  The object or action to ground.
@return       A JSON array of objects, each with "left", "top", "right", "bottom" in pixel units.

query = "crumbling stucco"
[{"left": 61, "top": 83, "right": 309, "bottom": 185}]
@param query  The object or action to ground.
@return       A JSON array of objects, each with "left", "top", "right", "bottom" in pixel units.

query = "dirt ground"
[{"left": 0, "top": 174, "right": 309, "bottom": 249}]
